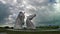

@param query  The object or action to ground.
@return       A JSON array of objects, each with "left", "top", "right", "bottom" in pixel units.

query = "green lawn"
[{"left": 0, "top": 27, "right": 60, "bottom": 34}]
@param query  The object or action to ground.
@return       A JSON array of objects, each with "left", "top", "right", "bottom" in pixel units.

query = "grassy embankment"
[{"left": 0, "top": 26, "right": 60, "bottom": 34}]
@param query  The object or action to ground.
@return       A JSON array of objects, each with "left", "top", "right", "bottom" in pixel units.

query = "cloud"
[
  {"left": 20, "top": 0, "right": 60, "bottom": 26},
  {"left": 0, "top": 0, "right": 60, "bottom": 27},
  {"left": 0, "top": 1, "right": 10, "bottom": 24}
]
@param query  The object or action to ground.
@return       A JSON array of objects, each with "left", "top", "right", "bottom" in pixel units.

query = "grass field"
[{"left": 0, "top": 27, "right": 60, "bottom": 34}]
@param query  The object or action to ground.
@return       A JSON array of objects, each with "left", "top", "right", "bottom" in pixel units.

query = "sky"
[{"left": 0, "top": 0, "right": 60, "bottom": 27}]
